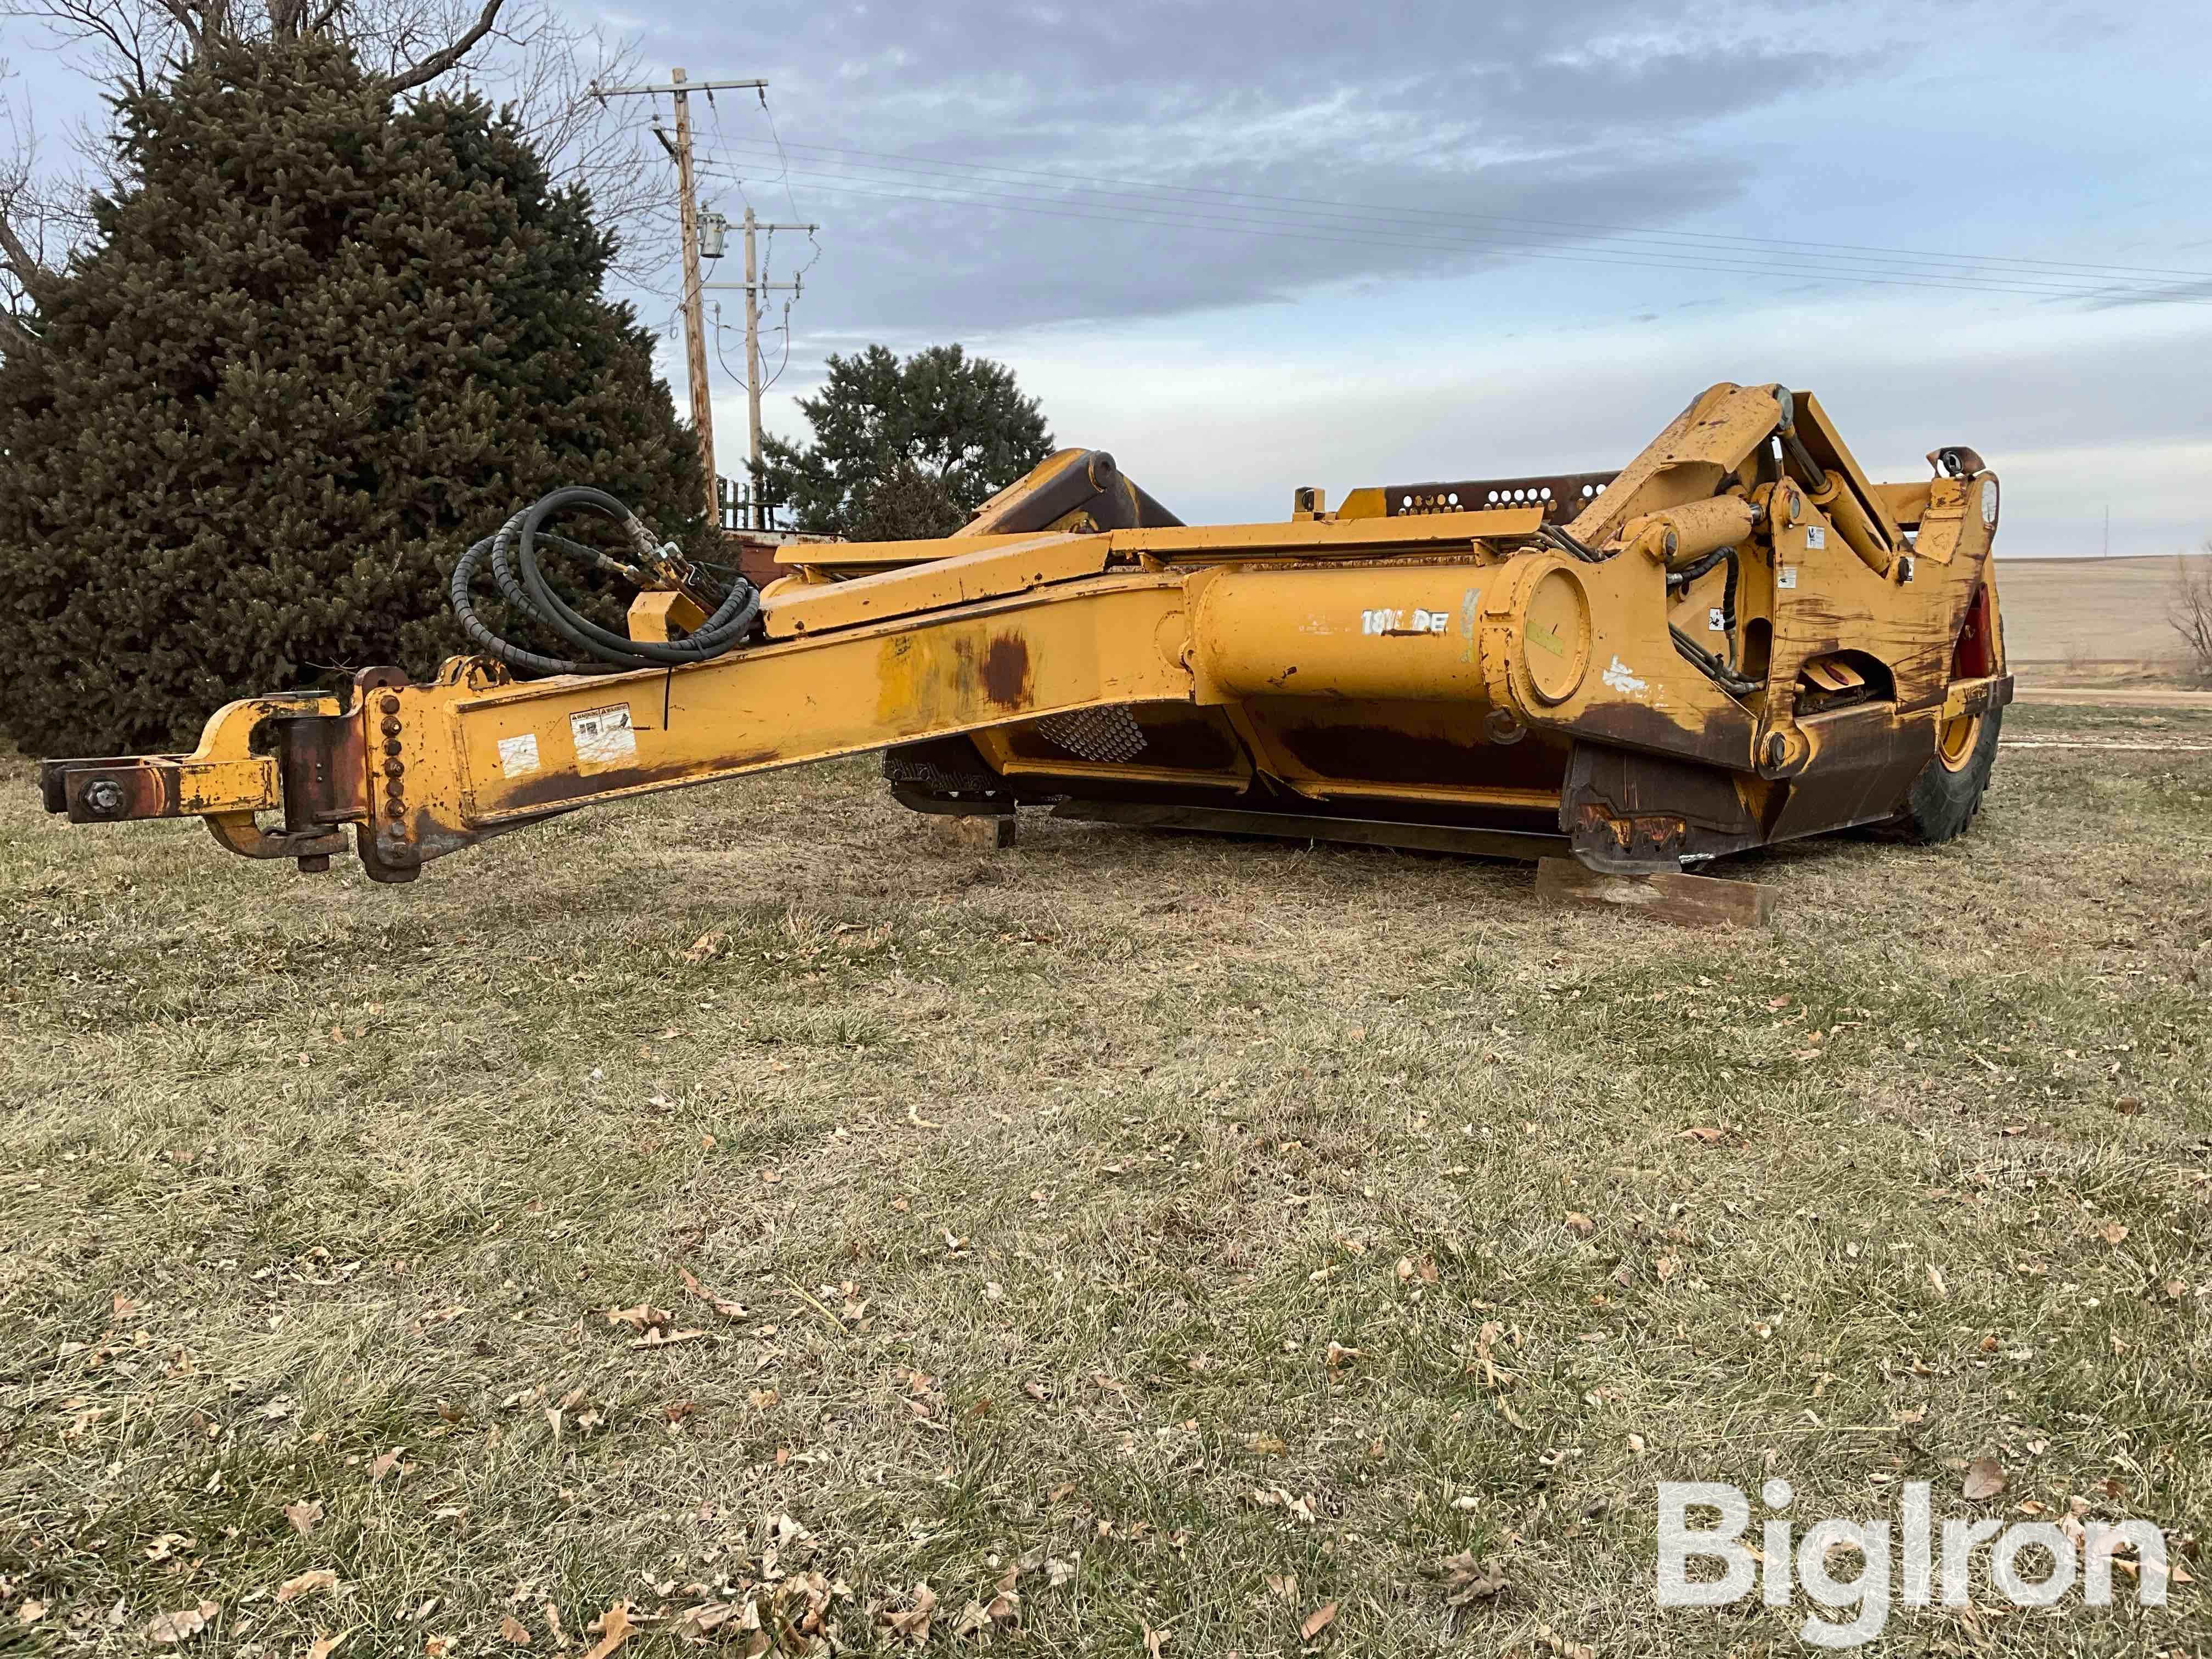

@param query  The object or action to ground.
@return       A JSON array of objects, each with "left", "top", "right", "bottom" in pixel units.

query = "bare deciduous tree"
[
  {"left": 0, "top": 0, "right": 676, "bottom": 353},
  {"left": 2172, "top": 544, "right": 2212, "bottom": 682},
  {"left": 0, "top": 59, "right": 77, "bottom": 351}
]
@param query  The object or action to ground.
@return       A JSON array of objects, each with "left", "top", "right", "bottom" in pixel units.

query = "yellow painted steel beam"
[{"left": 296, "top": 573, "right": 1190, "bottom": 878}]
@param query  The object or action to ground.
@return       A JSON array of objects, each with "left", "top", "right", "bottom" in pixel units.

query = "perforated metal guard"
[{"left": 1034, "top": 706, "right": 1148, "bottom": 764}]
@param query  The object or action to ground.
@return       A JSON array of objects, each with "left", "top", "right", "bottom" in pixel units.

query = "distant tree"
[
  {"left": 847, "top": 457, "right": 967, "bottom": 542},
  {"left": 757, "top": 343, "right": 1053, "bottom": 537},
  {"left": 0, "top": 38, "right": 703, "bottom": 757},
  {"left": 2173, "top": 543, "right": 2212, "bottom": 682}
]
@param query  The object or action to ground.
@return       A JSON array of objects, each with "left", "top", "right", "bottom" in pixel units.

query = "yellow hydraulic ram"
[{"left": 40, "top": 383, "right": 2014, "bottom": 882}]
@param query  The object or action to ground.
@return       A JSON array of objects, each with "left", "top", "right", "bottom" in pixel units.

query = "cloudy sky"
[
  {"left": 609, "top": 0, "right": 2210, "bottom": 557},
  {"left": 7, "top": 1, "right": 2207, "bottom": 556}
]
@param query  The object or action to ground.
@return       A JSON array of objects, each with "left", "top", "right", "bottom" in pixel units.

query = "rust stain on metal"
[{"left": 980, "top": 634, "right": 1032, "bottom": 708}]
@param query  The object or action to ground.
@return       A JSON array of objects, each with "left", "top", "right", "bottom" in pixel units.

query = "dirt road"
[{"left": 2011, "top": 685, "right": 2212, "bottom": 708}]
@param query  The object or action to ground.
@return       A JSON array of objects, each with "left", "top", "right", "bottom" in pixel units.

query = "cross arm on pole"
[{"left": 592, "top": 78, "right": 768, "bottom": 97}]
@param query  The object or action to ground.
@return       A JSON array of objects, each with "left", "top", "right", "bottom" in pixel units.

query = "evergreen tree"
[
  {"left": 758, "top": 343, "right": 1052, "bottom": 536},
  {"left": 0, "top": 38, "right": 704, "bottom": 757}
]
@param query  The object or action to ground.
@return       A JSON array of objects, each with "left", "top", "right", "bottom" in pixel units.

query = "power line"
[
  {"left": 757, "top": 90, "right": 806, "bottom": 227},
  {"left": 692, "top": 160, "right": 2207, "bottom": 305}
]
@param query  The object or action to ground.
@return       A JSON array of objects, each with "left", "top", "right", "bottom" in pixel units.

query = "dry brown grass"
[{"left": 2, "top": 702, "right": 2209, "bottom": 1656}]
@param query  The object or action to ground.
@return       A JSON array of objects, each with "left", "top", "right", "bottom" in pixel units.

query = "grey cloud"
[{"left": 637, "top": 0, "right": 1909, "bottom": 335}]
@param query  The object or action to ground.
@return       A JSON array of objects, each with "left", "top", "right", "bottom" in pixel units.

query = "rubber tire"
[{"left": 1889, "top": 704, "right": 2002, "bottom": 844}]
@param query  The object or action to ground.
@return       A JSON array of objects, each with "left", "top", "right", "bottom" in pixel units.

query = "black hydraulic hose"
[
  {"left": 1670, "top": 623, "right": 1760, "bottom": 699},
  {"left": 450, "top": 487, "right": 762, "bottom": 676},
  {"left": 1668, "top": 546, "right": 1743, "bottom": 670},
  {"left": 1537, "top": 523, "right": 1609, "bottom": 563}
]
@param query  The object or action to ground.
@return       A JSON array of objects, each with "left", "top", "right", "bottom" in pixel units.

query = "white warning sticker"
[
  {"left": 570, "top": 704, "right": 637, "bottom": 771},
  {"left": 1805, "top": 526, "right": 1827, "bottom": 550},
  {"left": 1708, "top": 607, "right": 1728, "bottom": 632},
  {"left": 496, "top": 732, "right": 541, "bottom": 779},
  {"left": 1778, "top": 567, "right": 1798, "bottom": 590}
]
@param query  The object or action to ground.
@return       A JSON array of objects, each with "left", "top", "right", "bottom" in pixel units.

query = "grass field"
[
  {"left": 1995, "top": 554, "right": 2208, "bottom": 680},
  {"left": 3, "top": 703, "right": 2208, "bottom": 1657}
]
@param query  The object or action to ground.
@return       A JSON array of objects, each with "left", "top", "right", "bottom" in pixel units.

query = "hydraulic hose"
[{"left": 449, "top": 486, "right": 762, "bottom": 676}]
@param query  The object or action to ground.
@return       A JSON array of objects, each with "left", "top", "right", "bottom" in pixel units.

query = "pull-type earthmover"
[{"left": 40, "top": 381, "right": 2011, "bottom": 887}]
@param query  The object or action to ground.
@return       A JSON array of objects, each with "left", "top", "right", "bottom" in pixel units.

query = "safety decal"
[
  {"left": 1777, "top": 567, "right": 1798, "bottom": 590},
  {"left": 1805, "top": 526, "right": 1827, "bottom": 550},
  {"left": 570, "top": 704, "right": 637, "bottom": 771},
  {"left": 496, "top": 733, "right": 541, "bottom": 780}
]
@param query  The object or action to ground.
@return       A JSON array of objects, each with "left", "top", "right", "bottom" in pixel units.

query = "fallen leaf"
[
  {"left": 1265, "top": 1573, "right": 1297, "bottom": 1601},
  {"left": 629, "top": 1327, "right": 707, "bottom": 1349},
  {"left": 1300, "top": 1601, "right": 1339, "bottom": 1640},
  {"left": 1655, "top": 1254, "right": 1681, "bottom": 1283},
  {"left": 881, "top": 1584, "right": 937, "bottom": 1645},
  {"left": 1677, "top": 1125, "right": 1729, "bottom": 1144},
  {"left": 951, "top": 1600, "right": 992, "bottom": 1638},
  {"left": 275, "top": 1569, "right": 338, "bottom": 1602},
  {"left": 605, "top": 1304, "right": 671, "bottom": 1335},
  {"left": 580, "top": 1600, "right": 634, "bottom": 1659},
  {"left": 749, "top": 1388, "right": 780, "bottom": 1410},
  {"left": 676, "top": 1266, "right": 746, "bottom": 1319},
  {"left": 2113, "top": 1096, "right": 2145, "bottom": 1115},
  {"left": 306, "top": 1631, "right": 354, "bottom": 1659},
  {"left": 1963, "top": 1457, "right": 2008, "bottom": 1501},
  {"left": 1443, "top": 1550, "right": 1509, "bottom": 1606},
  {"left": 283, "top": 1498, "right": 324, "bottom": 1537},
  {"left": 674, "top": 1604, "right": 738, "bottom": 1638},
  {"left": 15, "top": 1601, "right": 47, "bottom": 1627},
  {"left": 366, "top": 1449, "right": 404, "bottom": 1484},
  {"left": 1142, "top": 1618, "right": 1171, "bottom": 1657},
  {"left": 425, "top": 1639, "right": 454, "bottom": 1657},
  {"left": 499, "top": 1613, "right": 533, "bottom": 1645},
  {"left": 145, "top": 1602, "right": 218, "bottom": 1645},
  {"left": 2096, "top": 1220, "right": 2130, "bottom": 1246},
  {"left": 1564, "top": 1212, "right": 1594, "bottom": 1237}
]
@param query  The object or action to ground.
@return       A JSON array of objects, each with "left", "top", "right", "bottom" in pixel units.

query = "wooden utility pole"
[
  {"left": 743, "top": 205, "right": 761, "bottom": 525},
  {"left": 670, "top": 69, "right": 715, "bottom": 526},
  {"left": 708, "top": 207, "right": 815, "bottom": 528},
  {"left": 590, "top": 70, "right": 770, "bottom": 528}
]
